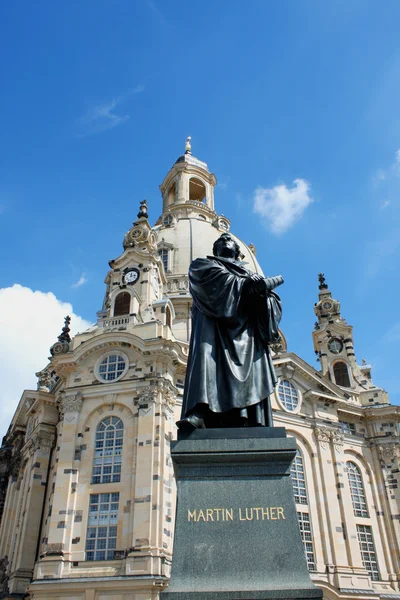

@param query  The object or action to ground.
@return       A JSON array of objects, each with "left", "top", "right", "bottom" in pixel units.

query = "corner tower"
[{"left": 312, "top": 273, "right": 389, "bottom": 406}]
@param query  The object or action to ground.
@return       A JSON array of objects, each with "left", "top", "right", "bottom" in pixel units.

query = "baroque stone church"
[{"left": 0, "top": 142, "right": 399, "bottom": 600}]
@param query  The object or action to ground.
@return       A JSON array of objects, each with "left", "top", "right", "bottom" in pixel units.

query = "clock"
[
  {"left": 124, "top": 269, "right": 140, "bottom": 285},
  {"left": 329, "top": 338, "right": 343, "bottom": 354},
  {"left": 322, "top": 302, "right": 332, "bottom": 310}
]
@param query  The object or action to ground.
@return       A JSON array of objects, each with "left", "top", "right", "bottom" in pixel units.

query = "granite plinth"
[{"left": 161, "top": 427, "right": 322, "bottom": 600}]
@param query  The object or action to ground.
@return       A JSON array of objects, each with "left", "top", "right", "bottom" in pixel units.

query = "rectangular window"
[
  {"left": 340, "top": 421, "right": 356, "bottom": 435},
  {"left": 297, "top": 512, "right": 316, "bottom": 571},
  {"left": 86, "top": 493, "right": 119, "bottom": 561},
  {"left": 357, "top": 525, "right": 379, "bottom": 581},
  {"left": 159, "top": 249, "right": 169, "bottom": 271},
  {"left": 291, "top": 453, "right": 308, "bottom": 505}
]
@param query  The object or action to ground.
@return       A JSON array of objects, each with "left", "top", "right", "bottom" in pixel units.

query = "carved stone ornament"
[
  {"left": 314, "top": 426, "right": 343, "bottom": 451},
  {"left": 26, "top": 430, "right": 55, "bottom": 456},
  {"left": 314, "top": 426, "right": 332, "bottom": 450},
  {"left": 164, "top": 389, "right": 177, "bottom": 409},
  {"left": 59, "top": 392, "right": 83, "bottom": 418},
  {"left": 36, "top": 368, "right": 52, "bottom": 391},
  {"left": 134, "top": 386, "right": 158, "bottom": 409},
  {"left": 375, "top": 442, "right": 399, "bottom": 463},
  {"left": 331, "top": 430, "right": 344, "bottom": 452}
]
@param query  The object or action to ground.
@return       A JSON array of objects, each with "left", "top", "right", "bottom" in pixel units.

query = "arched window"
[
  {"left": 189, "top": 177, "right": 206, "bottom": 202},
  {"left": 166, "top": 306, "right": 172, "bottom": 328},
  {"left": 167, "top": 182, "right": 176, "bottom": 206},
  {"left": 347, "top": 461, "right": 368, "bottom": 517},
  {"left": 114, "top": 292, "right": 130, "bottom": 316},
  {"left": 278, "top": 380, "right": 299, "bottom": 411},
  {"left": 92, "top": 417, "right": 124, "bottom": 484},
  {"left": 333, "top": 362, "right": 351, "bottom": 387},
  {"left": 291, "top": 450, "right": 308, "bottom": 504}
]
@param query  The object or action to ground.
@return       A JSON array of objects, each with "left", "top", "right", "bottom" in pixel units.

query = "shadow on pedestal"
[{"left": 161, "top": 427, "right": 323, "bottom": 600}]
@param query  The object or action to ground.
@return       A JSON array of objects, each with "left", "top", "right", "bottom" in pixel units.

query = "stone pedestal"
[{"left": 161, "top": 428, "right": 323, "bottom": 600}]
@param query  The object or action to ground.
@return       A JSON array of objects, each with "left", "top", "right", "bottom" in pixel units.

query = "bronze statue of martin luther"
[{"left": 177, "top": 233, "right": 284, "bottom": 431}]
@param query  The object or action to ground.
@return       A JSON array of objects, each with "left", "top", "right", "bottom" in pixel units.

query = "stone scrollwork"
[
  {"left": 164, "top": 389, "right": 177, "bottom": 409},
  {"left": 314, "top": 426, "right": 343, "bottom": 452},
  {"left": 134, "top": 386, "right": 158, "bottom": 409},
  {"left": 59, "top": 392, "right": 83, "bottom": 418},
  {"left": 26, "top": 430, "right": 55, "bottom": 456},
  {"left": 372, "top": 441, "right": 400, "bottom": 464},
  {"left": 331, "top": 430, "right": 344, "bottom": 452}
]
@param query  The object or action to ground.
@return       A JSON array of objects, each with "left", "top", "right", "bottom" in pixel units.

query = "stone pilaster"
[
  {"left": 125, "top": 379, "right": 176, "bottom": 579},
  {"left": 35, "top": 391, "right": 83, "bottom": 580}
]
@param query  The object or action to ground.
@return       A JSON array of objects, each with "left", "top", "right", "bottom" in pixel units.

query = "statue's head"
[{"left": 213, "top": 233, "right": 241, "bottom": 260}]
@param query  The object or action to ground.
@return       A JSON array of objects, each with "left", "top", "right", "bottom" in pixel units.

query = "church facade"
[{"left": 0, "top": 144, "right": 399, "bottom": 600}]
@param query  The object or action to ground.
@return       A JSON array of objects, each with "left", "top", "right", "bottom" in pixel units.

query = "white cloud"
[
  {"left": 384, "top": 322, "right": 400, "bottom": 343},
  {"left": 132, "top": 83, "right": 145, "bottom": 94},
  {"left": 72, "top": 274, "right": 87, "bottom": 288},
  {"left": 395, "top": 149, "right": 400, "bottom": 175},
  {"left": 0, "top": 285, "right": 92, "bottom": 439},
  {"left": 381, "top": 199, "right": 390, "bottom": 209},
  {"left": 373, "top": 149, "right": 400, "bottom": 185},
  {"left": 76, "top": 97, "right": 129, "bottom": 137},
  {"left": 253, "top": 178, "right": 314, "bottom": 235}
]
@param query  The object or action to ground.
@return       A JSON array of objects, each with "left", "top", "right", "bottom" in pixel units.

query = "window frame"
[
  {"left": 346, "top": 461, "right": 369, "bottom": 518},
  {"left": 86, "top": 492, "right": 120, "bottom": 561},
  {"left": 276, "top": 379, "right": 301, "bottom": 414},
  {"left": 357, "top": 524, "right": 380, "bottom": 581},
  {"left": 94, "top": 351, "right": 129, "bottom": 384},
  {"left": 92, "top": 416, "right": 124, "bottom": 485},
  {"left": 291, "top": 449, "right": 308, "bottom": 505},
  {"left": 297, "top": 511, "right": 316, "bottom": 571},
  {"left": 332, "top": 361, "right": 351, "bottom": 387}
]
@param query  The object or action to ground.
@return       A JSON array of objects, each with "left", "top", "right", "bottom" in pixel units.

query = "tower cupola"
[{"left": 159, "top": 137, "right": 217, "bottom": 215}]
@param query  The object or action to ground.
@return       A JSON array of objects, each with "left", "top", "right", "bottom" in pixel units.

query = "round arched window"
[
  {"left": 333, "top": 362, "right": 350, "bottom": 387},
  {"left": 114, "top": 292, "right": 131, "bottom": 316},
  {"left": 95, "top": 352, "right": 129, "bottom": 383},
  {"left": 278, "top": 380, "right": 299, "bottom": 411}
]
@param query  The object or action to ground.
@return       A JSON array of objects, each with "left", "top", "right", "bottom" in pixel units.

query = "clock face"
[
  {"left": 124, "top": 269, "right": 140, "bottom": 284},
  {"left": 329, "top": 338, "right": 343, "bottom": 354},
  {"left": 323, "top": 302, "right": 332, "bottom": 310}
]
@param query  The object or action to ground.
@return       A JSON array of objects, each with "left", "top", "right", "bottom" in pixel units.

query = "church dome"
[
  {"left": 156, "top": 138, "right": 263, "bottom": 277},
  {"left": 155, "top": 217, "right": 263, "bottom": 276}
]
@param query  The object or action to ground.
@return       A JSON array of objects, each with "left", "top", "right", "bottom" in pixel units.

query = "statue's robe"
[{"left": 181, "top": 256, "right": 282, "bottom": 427}]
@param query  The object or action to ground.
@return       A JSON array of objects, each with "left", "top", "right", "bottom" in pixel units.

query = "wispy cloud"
[
  {"left": 72, "top": 274, "right": 87, "bottom": 288},
  {"left": 146, "top": 0, "right": 167, "bottom": 26},
  {"left": 75, "top": 86, "right": 145, "bottom": 138},
  {"left": 133, "top": 83, "right": 145, "bottom": 94},
  {"left": 384, "top": 322, "right": 400, "bottom": 343},
  {"left": 372, "top": 148, "right": 400, "bottom": 186},
  {"left": 76, "top": 97, "right": 129, "bottom": 137},
  {"left": 253, "top": 178, "right": 314, "bottom": 235}
]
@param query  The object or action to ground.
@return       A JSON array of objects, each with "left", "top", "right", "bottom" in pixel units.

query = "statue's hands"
[{"left": 246, "top": 273, "right": 267, "bottom": 295}]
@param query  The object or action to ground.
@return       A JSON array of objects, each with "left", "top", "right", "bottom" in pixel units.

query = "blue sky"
[{"left": 1, "top": 1, "right": 400, "bottom": 436}]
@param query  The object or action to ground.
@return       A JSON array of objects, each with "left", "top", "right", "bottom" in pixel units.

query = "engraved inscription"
[{"left": 188, "top": 507, "right": 286, "bottom": 522}]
